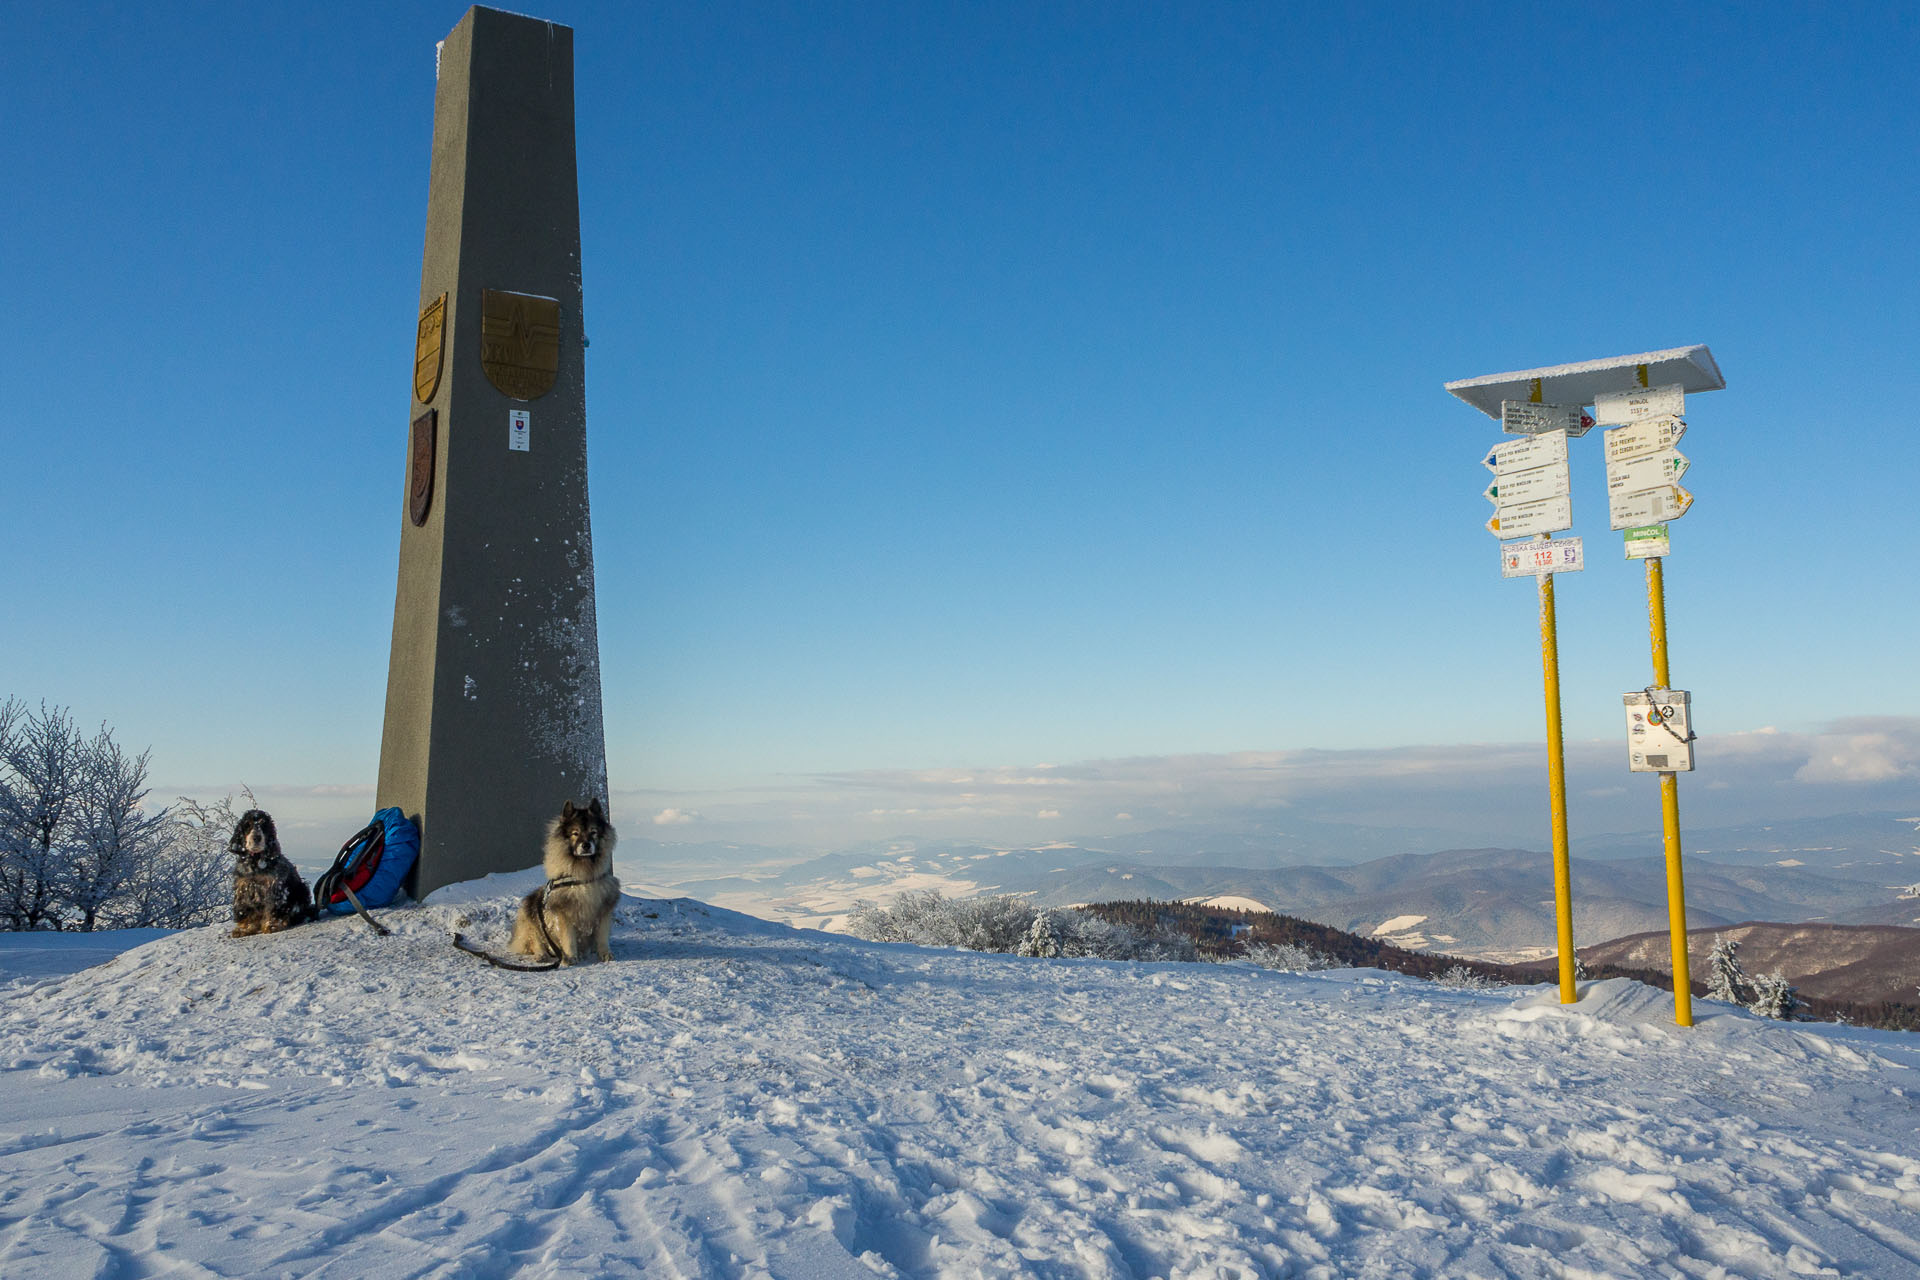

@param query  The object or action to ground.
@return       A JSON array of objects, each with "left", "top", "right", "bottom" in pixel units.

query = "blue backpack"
[{"left": 313, "top": 807, "right": 419, "bottom": 918}]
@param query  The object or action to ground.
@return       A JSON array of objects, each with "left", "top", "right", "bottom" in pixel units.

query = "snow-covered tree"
[
  {"left": 1747, "top": 973, "right": 1800, "bottom": 1021},
  {"left": 0, "top": 700, "right": 87, "bottom": 930},
  {"left": 1, "top": 699, "right": 229, "bottom": 931},
  {"left": 65, "top": 730, "right": 172, "bottom": 931},
  {"left": 1018, "top": 909, "right": 1065, "bottom": 958},
  {"left": 114, "top": 791, "right": 243, "bottom": 930},
  {"left": 1706, "top": 935, "right": 1751, "bottom": 1005}
]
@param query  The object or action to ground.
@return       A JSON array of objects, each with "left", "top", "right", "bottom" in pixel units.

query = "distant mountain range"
[{"left": 620, "top": 812, "right": 1920, "bottom": 959}]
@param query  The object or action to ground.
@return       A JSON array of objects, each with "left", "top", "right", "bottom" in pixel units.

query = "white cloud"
[
  {"left": 1794, "top": 732, "right": 1917, "bottom": 784},
  {"left": 584, "top": 717, "right": 1920, "bottom": 850},
  {"left": 653, "top": 808, "right": 700, "bottom": 826}
]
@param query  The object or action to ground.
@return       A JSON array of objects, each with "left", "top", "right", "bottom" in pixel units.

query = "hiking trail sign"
[{"left": 1444, "top": 344, "right": 1726, "bottom": 1027}]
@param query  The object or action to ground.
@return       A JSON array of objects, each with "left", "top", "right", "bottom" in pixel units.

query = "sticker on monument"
[{"left": 508, "top": 409, "right": 530, "bottom": 452}]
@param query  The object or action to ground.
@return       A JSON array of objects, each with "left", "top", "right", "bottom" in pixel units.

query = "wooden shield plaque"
[
  {"left": 409, "top": 409, "right": 437, "bottom": 527},
  {"left": 480, "top": 289, "right": 560, "bottom": 400},
  {"left": 413, "top": 293, "right": 446, "bottom": 404}
]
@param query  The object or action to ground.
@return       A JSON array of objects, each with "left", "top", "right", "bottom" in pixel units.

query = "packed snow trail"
[{"left": 3, "top": 881, "right": 1920, "bottom": 1278}]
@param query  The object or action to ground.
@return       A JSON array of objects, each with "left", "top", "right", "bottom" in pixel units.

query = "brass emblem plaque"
[
  {"left": 409, "top": 409, "right": 437, "bottom": 527},
  {"left": 480, "top": 289, "right": 560, "bottom": 400},
  {"left": 413, "top": 293, "right": 446, "bottom": 404}
]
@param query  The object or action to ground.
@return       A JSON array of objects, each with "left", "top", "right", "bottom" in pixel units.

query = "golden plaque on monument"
[
  {"left": 480, "top": 289, "right": 561, "bottom": 400},
  {"left": 413, "top": 293, "right": 446, "bottom": 404}
]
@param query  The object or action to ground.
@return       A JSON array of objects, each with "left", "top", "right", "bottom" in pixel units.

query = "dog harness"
[{"left": 532, "top": 871, "right": 615, "bottom": 957}]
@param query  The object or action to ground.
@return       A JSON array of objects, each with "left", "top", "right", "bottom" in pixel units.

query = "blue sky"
[{"left": 6, "top": 3, "right": 1919, "bottom": 859}]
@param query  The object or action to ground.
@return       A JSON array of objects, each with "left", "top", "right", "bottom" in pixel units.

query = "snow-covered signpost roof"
[{"left": 1443, "top": 345, "right": 1725, "bottom": 418}]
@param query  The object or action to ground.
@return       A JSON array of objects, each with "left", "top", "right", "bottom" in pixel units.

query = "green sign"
[{"left": 1623, "top": 524, "right": 1670, "bottom": 560}]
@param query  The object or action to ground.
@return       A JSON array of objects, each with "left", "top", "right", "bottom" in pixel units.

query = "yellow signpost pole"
[
  {"left": 1645, "top": 554, "right": 1695, "bottom": 1026},
  {"left": 1523, "top": 379, "right": 1579, "bottom": 1004},
  {"left": 1537, "top": 568, "right": 1578, "bottom": 1003}
]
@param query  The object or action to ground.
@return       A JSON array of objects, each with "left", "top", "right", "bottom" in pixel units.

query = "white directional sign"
[
  {"left": 1484, "top": 463, "right": 1569, "bottom": 507},
  {"left": 1485, "top": 430, "right": 1568, "bottom": 475},
  {"left": 1501, "top": 401, "right": 1593, "bottom": 437},
  {"left": 1594, "top": 383, "right": 1685, "bottom": 426},
  {"left": 1603, "top": 415, "right": 1685, "bottom": 465},
  {"left": 1502, "top": 536, "right": 1584, "bottom": 578},
  {"left": 1604, "top": 413, "right": 1694, "bottom": 531},
  {"left": 1488, "top": 494, "right": 1573, "bottom": 540},
  {"left": 1609, "top": 484, "right": 1693, "bottom": 528},
  {"left": 1605, "top": 448, "right": 1688, "bottom": 496},
  {"left": 1484, "top": 429, "right": 1572, "bottom": 538}
]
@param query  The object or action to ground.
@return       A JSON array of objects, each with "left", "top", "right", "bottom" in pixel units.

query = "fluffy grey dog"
[{"left": 509, "top": 798, "right": 619, "bottom": 965}]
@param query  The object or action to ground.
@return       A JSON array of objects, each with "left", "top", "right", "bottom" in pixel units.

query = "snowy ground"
[{"left": 4, "top": 880, "right": 1920, "bottom": 1279}]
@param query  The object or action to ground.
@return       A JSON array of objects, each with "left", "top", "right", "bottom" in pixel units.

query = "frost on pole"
[{"left": 377, "top": 7, "right": 608, "bottom": 899}]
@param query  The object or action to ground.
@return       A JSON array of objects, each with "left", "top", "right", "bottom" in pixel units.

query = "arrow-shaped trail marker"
[
  {"left": 1489, "top": 494, "right": 1574, "bottom": 539},
  {"left": 1606, "top": 449, "right": 1689, "bottom": 495},
  {"left": 1485, "top": 430, "right": 1569, "bottom": 474},
  {"left": 1609, "top": 484, "right": 1693, "bottom": 529},
  {"left": 1485, "top": 464, "right": 1571, "bottom": 507},
  {"left": 1604, "top": 415, "right": 1686, "bottom": 464}
]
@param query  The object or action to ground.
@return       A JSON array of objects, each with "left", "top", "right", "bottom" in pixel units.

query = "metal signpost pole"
[
  {"left": 1536, "top": 558, "right": 1578, "bottom": 1004},
  {"left": 1645, "top": 553, "right": 1694, "bottom": 1025},
  {"left": 1602, "top": 357, "right": 1703, "bottom": 1029},
  {"left": 1484, "top": 416, "right": 1581, "bottom": 1003}
]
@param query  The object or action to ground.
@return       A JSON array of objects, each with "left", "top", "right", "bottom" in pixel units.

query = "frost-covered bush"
[
  {"left": 1706, "top": 935, "right": 1753, "bottom": 1005},
  {"left": 1704, "top": 936, "right": 1800, "bottom": 1019},
  {"left": 1432, "top": 965, "right": 1506, "bottom": 991},
  {"left": 846, "top": 890, "right": 1037, "bottom": 953},
  {"left": 1017, "top": 909, "right": 1065, "bottom": 958},
  {"left": 1058, "top": 910, "right": 1196, "bottom": 963},
  {"left": 1242, "top": 942, "right": 1338, "bottom": 972},
  {"left": 847, "top": 890, "right": 1031, "bottom": 952},
  {"left": 846, "top": 892, "right": 1195, "bottom": 962},
  {"left": 0, "top": 699, "right": 228, "bottom": 931},
  {"left": 1747, "top": 973, "right": 1801, "bottom": 1021},
  {"left": 140, "top": 792, "right": 255, "bottom": 929}
]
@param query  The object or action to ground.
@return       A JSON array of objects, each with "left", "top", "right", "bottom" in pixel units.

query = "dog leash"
[
  {"left": 530, "top": 871, "right": 613, "bottom": 957},
  {"left": 449, "top": 872, "right": 614, "bottom": 972},
  {"left": 452, "top": 932, "right": 561, "bottom": 971},
  {"left": 337, "top": 881, "right": 392, "bottom": 937}
]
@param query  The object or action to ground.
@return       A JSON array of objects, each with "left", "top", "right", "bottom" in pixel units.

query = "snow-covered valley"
[{"left": 4, "top": 879, "right": 1920, "bottom": 1278}]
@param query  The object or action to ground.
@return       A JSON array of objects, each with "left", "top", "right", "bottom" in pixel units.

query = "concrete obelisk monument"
[{"left": 379, "top": 6, "right": 607, "bottom": 898}]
